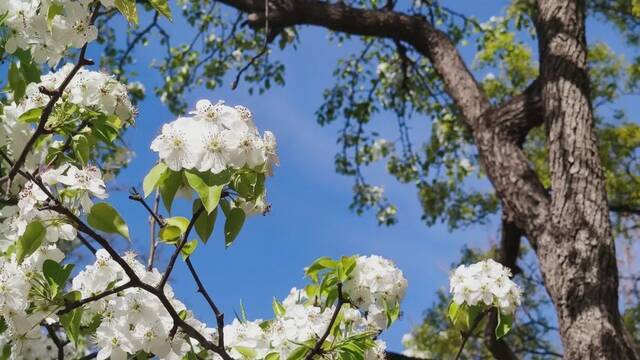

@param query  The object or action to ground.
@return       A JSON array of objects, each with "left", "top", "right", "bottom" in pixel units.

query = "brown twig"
[
  {"left": 157, "top": 206, "right": 204, "bottom": 289},
  {"left": 304, "top": 283, "right": 345, "bottom": 360}
]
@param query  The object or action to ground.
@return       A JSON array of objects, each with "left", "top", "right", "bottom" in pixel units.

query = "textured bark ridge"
[
  {"left": 216, "top": 0, "right": 639, "bottom": 357},
  {"left": 534, "top": 1, "right": 638, "bottom": 358}
]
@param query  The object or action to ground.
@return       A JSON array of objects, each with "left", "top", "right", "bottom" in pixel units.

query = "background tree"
[{"left": 89, "top": 0, "right": 640, "bottom": 358}]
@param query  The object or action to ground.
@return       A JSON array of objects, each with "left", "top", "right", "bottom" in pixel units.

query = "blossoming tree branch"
[{"left": 0, "top": 1, "right": 522, "bottom": 359}]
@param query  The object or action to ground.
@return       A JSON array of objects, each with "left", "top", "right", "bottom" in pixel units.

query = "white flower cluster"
[
  {"left": 0, "top": 0, "right": 116, "bottom": 66},
  {"left": 0, "top": 65, "right": 135, "bottom": 173},
  {"left": 72, "top": 249, "right": 215, "bottom": 360},
  {"left": 223, "top": 287, "right": 388, "bottom": 360},
  {"left": 0, "top": 246, "right": 66, "bottom": 358},
  {"left": 0, "top": 164, "right": 107, "bottom": 251},
  {"left": 151, "top": 100, "right": 278, "bottom": 175},
  {"left": 449, "top": 259, "right": 522, "bottom": 313},
  {"left": 343, "top": 255, "right": 408, "bottom": 329},
  {"left": 4, "top": 63, "right": 135, "bottom": 123}
]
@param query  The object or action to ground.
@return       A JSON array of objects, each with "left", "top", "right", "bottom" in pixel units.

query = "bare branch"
[{"left": 304, "top": 283, "right": 345, "bottom": 360}]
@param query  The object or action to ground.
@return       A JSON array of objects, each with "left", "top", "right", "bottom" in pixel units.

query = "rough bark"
[
  {"left": 214, "top": 0, "right": 638, "bottom": 357},
  {"left": 533, "top": 1, "right": 638, "bottom": 358}
]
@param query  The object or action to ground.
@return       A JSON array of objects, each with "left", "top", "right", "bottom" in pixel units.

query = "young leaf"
[
  {"left": 47, "top": 2, "right": 64, "bottom": 29},
  {"left": 384, "top": 300, "right": 400, "bottom": 327},
  {"left": 193, "top": 200, "right": 216, "bottom": 244},
  {"left": 143, "top": 162, "right": 167, "bottom": 198},
  {"left": 8, "top": 63, "right": 26, "bottom": 101},
  {"left": 265, "top": 353, "right": 280, "bottom": 360},
  {"left": 495, "top": 310, "right": 513, "bottom": 339},
  {"left": 42, "top": 260, "right": 74, "bottom": 296},
  {"left": 159, "top": 217, "right": 190, "bottom": 243},
  {"left": 235, "top": 346, "right": 257, "bottom": 359},
  {"left": 165, "top": 217, "right": 190, "bottom": 232},
  {"left": 181, "top": 239, "right": 198, "bottom": 259},
  {"left": 16, "top": 221, "right": 46, "bottom": 263},
  {"left": 114, "top": 0, "right": 138, "bottom": 25},
  {"left": 149, "top": 0, "right": 172, "bottom": 20},
  {"left": 272, "top": 298, "right": 286, "bottom": 317},
  {"left": 159, "top": 170, "right": 182, "bottom": 212},
  {"left": 72, "top": 134, "right": 90, "bottom": 166},
  {"left": 224, "top": 208, "right": 245, "bottom": 248},
  {"left": 60, "top": 308, "right": 83, "bottom": 347},
  {"left": 184, "top": 170, "right": 224, "bottom": 214},
  {"left": 18, "top": 107, "right": 43, "bottom": 123},
  {"left": 159, "top": 225, "right": 182, "bottom": 244},
  {"left": 87, "top": 203, "right": 130, "bottom": 240}
]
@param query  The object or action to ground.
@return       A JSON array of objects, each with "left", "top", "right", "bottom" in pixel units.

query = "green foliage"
[
  {"left": 222, "top": 204, "right": 245, "bottom": 248},
  {"left": 42, "top": 260, "right": 74, "bottom": 297},
  {"left": 149, "top": 0, "right": 172, "bottom": 21},
  {"left": 87, "top": 203, "right": 130, "bottom": 240},
  {"left": 16, "top": 221, "right": 46, "bottom": 263},
  {"left": 193, "top": 200, "right": 216, "bottom": 243},
  {"left": 143, "top": 162, "right": 167, "bottom": 197},
  {"left": 115, "top": 0, "right": 138, "bottom": 25},
  {"left": 184, "top": 170, "right": 225, "bottom": 213}
]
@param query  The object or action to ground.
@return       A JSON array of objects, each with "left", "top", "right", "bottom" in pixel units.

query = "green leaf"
[
  {"left": 224, "top": 207, "right": 245, "bottom": 248},
  {"left": 16, "top": 221, "right": 46, "bottom": 263},
  {"left": 72, "top": 134, "right": 90, "bottom": 166},
  {"left": 166, "top": 216, "right": 190, "bottom": 232},
  {"left": 272, "top": 298, "right": 286, "bottom": 317},
  {"left": 18, "top": 107, "right": 42, "bottom": 123},
  {"left": 114, "top": 0, "right": 138, "bottom": 25},
  {"left": 149, "top": 0, "right": 172, "bottom": 20},
  {"left": 47, "top": 2, "right": 64, "bottom": 30},
  {"left": 184, "top": 170, "right": 224, "bottom": 214},
  {"left": 181, "top": 239, "right": 198, "bottom": 259},
  {"left": 143, "top": 162, "right": 167, "bottom": 198},
  {"left": 231, "top": 170, "right": 264, "bottom": 200},
  {"left": 265, "top": 353, "right": 280, "bottom": 360},
  {"left": 0, "top": 318, "right": 7, "bottom": 335},
  {"left": 495, "top": 310, "right": 513, "bottom": 339},
  {"left": 8, "top": 62, "right": 26, "bottom": 101},
  {"left": 42, "top": 260, "right": 74, "bottom": 296},
  {"left": 60, "top": 308, "right": 83, "bottom": 347},
  {"left": 305, "top": 257, "right": 338, "bottom": 282},
  {"left": 159, "top": 225, "right": 182, "bottom": 244},
  {"left": 193, "top": 200, "right": 216, "bottom": 244},
  {"left": 159, "top": 170, "right": 182, "bottom": 212},
  {"left": 235, "top": 346, "right": 257, "bottom": 359},
  {"left": 384, "top": 300, "right": 400, "bottom": 327},
  {"left": 286, "top": 346, "right": 309, "bottom": 360},
  {"left": 159, "top": 217, "right": 190, "bottom": 243},
  {"left": 87, "top": 203, "right": 130, "bottom": 240}
]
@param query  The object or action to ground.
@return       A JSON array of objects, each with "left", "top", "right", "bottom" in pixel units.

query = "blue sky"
[{"left": 6, "top": 0, "right": 637, "bottom": 353}]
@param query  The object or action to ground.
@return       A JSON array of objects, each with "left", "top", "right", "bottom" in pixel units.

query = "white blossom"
[{"left": 449, "top": 259, "right": 522, "bottom": 313}]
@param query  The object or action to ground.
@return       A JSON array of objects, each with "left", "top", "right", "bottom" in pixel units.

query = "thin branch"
[
  {"left": 44, "top": 323, "right": 66, "bottom": 360},
  {"left": 454, "top": 309, "right": 489, "bottom": 360},
  {"left": 58, "top": 282, "right": 134, "bottom": 315},
  {"left": 157, "top": 205, "right": 204, "bottom": 289},
  {"left": 76, "top": 233, "right": 97, "bottom": 255},
  {"left": 148, "top": 190, "right": 162, "bottom": 270},
  {"left": 304, "top": 283, "right": 345, "bottom": 360},
  {"left": 129, "top": 187, "right": 166, "bottom": 226},
  {"left": 185, "top": 257, "right": 227, "bottom": 351}
]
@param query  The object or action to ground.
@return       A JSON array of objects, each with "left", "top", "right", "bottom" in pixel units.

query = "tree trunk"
[{"left": 533, "top": 1, "right": 637, "bottom": 358}]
